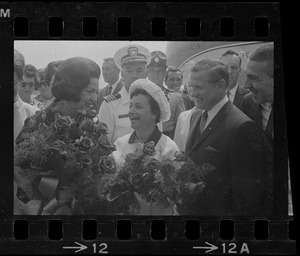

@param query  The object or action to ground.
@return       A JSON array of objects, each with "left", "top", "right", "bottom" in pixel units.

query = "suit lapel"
[
  {"left": 189, "top": 101, "right": 233, "bottom": 152},
  {"left": 185, "top": 109, "right": 202, "bottom": 153},
  {"left": 233, "top": 87, "right": 242, "bottom": 107}
]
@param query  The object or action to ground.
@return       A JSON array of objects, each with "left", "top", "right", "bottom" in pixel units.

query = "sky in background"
[{"left": 14, "top": 41, "right": 168, "bottom": 88}]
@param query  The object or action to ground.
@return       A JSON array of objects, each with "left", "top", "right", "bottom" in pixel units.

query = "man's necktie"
[
  {"left": 107, "top": 85, "right": 112, "bottom": 95},
  {"left": 226, "top": 91, "right": 231, "bottom": 101},
  {"left": 199, "top": 110, "right": 208, "bottom": 134}
]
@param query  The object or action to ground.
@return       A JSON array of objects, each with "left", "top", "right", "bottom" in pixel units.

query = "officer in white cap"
[
  {"left": 98, "top": 44, "right": 151, "bottom": 143},
  {"left": 147, "top": 51, "right": 186, "bottom": 139}
]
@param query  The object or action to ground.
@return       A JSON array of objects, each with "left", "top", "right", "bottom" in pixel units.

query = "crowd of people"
[{"left": 14, "top": 42, "right": 274, "bottom": 215}]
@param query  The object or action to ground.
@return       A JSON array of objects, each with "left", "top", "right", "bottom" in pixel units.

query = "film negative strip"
[{"left": 0, "top": 1, "right": 295, "bottom": 255}]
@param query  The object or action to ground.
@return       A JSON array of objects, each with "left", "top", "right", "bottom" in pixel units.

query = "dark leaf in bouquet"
[
  {"left": 86, "top": 109, "right": 97, "bottom": 119},
  {"left": 95, "top": 123, "right": 109, "bottom": 136},
  {"left": 67, "top": 123, "right": 81, "bottom": 141},
  {"left": 23, "top": 117, "right": 38, "bottom": 131},
  {"left": 117, "top": 168, "right": 131, "bottom": 181},
  {"left": 97, "top": 134, "right": 115, "bottom": 151},
  {"left": 143, "top": 141, "right": 156, "bottom": 156},
  {"left": 129, "top": 173, "right": 143, "bottom": 188},
  {"left": 165, "top": 187, "right": 175, "bottom": 199},
  {"left": 143, "top": 157, "right": 160, "bottom": 172},
  {"left": 81, "top": 153, "right": 93, "bottom": 168},
  {"left": 80, "top": 119, "right": 95, "bottom": 133},
  {"left": 42, "top": 153, "right": 66, "bottom": 172},
  {"left": 54, "top": 113, "right": 71, "bottom": 127},
  {"left": 16, "top": 187, "right": 31, "bottom": 204},
  {"left": 174, "top": 151, "right": 186, "bottom": 162},
  {"left": 141, "top": 172, "right": 156, "bottom": 187},
  {"left": 161, "top": 160, "right": 175, "bottom": 176},
  {"left": 98, "top": 156, "right": 116, "bottom": 174},
  {"left": 56, "top": 188, "right": 74, "bottom": 204},
  {"left": 146, "top": 189, "right": 164, "bottom": 203},
  {"left": 110, "top": 182, "right": 123, "bottom": 194},
  {"left": 34, "top": 110, "right": 47, "bottom": 124},
  {"left": 97, "top": 134, "right": 108, "bottom": 144}
]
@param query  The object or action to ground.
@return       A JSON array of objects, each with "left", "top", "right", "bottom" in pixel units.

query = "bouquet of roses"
[
  {"left": 14, "top": 107, "right": 117, "bottom": 215},
  {"left": 103, "top": 141, "right": 184, "bottom": 215}
]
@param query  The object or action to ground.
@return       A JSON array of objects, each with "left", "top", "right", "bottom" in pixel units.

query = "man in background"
[
  {"left": 147, "top": 51, "right": 185, "bottom": 139},
  {"left": 96, "top": 57, "right": 124, "bottom": 113},
  {"left": 14, "top": 50, "right": 39, "bottom": 144},
  {"left": 241, "top": 44, "right": 274, "bottom": 215},
  {"left": 18, "top": 64, "right": 38, "bottom": 106},
  {"left": 165, "top": 66, "right": 195, "bottom": 111},
  {"left": 98, "top": 44, "right": 151, "bottom": 143},
  {"left": 220, "top": 49, "right": 248, "bottom": 109}
]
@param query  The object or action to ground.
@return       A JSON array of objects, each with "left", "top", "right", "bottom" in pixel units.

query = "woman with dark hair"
[
  {"left": 112, "top": 79, "right": 179, "bottom": 215},
  {"left": 113, "top": 79, "right": 179, "bottom": 164},
  {"left": 14, "top": 57, "right": 101, "bottom": 215},
  {"left": 16, "top": 57, "right": 100, "bottom": 133},
  {"left": 18, "top": 64, "right": 40, "bottom": 106},
  {"left": 33, "top": 60, "right": 63, "bottom": 110}
]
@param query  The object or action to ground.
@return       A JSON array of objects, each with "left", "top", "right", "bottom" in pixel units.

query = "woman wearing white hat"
[
  {"left": 113, "top": 78, "right": 179, "bottom": 164},
  {"left": 112, "top": 79, "right": 179, "bottom": 215}
]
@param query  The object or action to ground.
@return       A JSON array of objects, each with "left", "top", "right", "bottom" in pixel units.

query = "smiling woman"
[{"left": 112, "top": 79, "right": 179, "bottom": 215}]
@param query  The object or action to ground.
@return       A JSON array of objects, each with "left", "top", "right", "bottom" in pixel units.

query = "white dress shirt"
[
  {"left": 110, "top": 78, "right": 121, "bottom": 93},
  {"left": 261, "top": 102, "right": 272, "bottom": 130},
  {"left": 227, "top": 84, "right": 238, "bottom": 102}
]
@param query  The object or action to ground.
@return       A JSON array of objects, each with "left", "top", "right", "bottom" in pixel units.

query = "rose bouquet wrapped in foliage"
[
  {"left": 14, "top": 107, "right": 117, "bottom": 215},
  {"left": 103, "top": 141, "right": 211, "bottom": 215}
]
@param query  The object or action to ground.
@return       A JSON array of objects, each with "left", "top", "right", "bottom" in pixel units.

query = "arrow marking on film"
[
  {"left": 193, "top": 242, "right": 218, "bottom": 253},
  {"left": 63, "top": 242, "right": 88, "bottom": 253}
]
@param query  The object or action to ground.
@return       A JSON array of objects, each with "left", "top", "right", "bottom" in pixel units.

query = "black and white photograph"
[
  {"left": 13, "top": 40, "right": 282, "bottom": 216},
  {"left": 0, "top": 2, "right": 294, "bottom": 254}
]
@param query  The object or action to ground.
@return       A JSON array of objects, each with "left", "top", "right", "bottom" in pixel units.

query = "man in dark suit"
[
  {"left": 220, "top": 49, "right": 248, "bottom": 109},
  {"left": 95, "top": 57, "right": 124, "bottom": 113},
  {"left": 241, "top": 44, "right": 274, "bottom": 215},
  {"left": 181, "top": 59, "right": 269, "bottom": 216}
]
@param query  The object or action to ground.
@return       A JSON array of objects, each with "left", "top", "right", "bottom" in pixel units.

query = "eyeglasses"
[
  {"left": 19, "top": 81, "right": 35, "bottom": 88},
  {"left": 36, "top": 81, "right": 50, "bottom": 88}
]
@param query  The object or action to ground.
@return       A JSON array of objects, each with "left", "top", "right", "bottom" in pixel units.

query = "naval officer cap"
[
  {"left": 114, "top": 44, "right": 151, "bottom": 70},
  {"left": 148, "top": 51, "right": 167, "bottom": 68}
]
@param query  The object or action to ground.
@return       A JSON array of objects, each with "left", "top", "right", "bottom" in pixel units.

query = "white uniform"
[{"left": 98, "top": 86, "right": 132, "bottom": 143}]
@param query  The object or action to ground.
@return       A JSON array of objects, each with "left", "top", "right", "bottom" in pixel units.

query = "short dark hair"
[
  {"left": 220, "top": 49, "right": 242, "bottom": 67},
  {"left": 130, "top": 88, "right": 161, "bottom": 124},
  {"left": 103, "top": 57, "right": 119, "bottom": 69},
  {"left": 165, "top": 67, "right": 183, "bottom": 81},
  {"left": 23, "top": 64, "right": 38, "bottom": 83},
  {"left": 45, "top": 60, "right": 64, "bottom": 83},
  {"left": 51, "top": 57, "right": 100, "bottom": 102},
  {"left": 190, "top": 59, "right": 229, "bottom": 89},
  {"left": 249, "top": 44, "right": 274, "bottom": 77}
]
